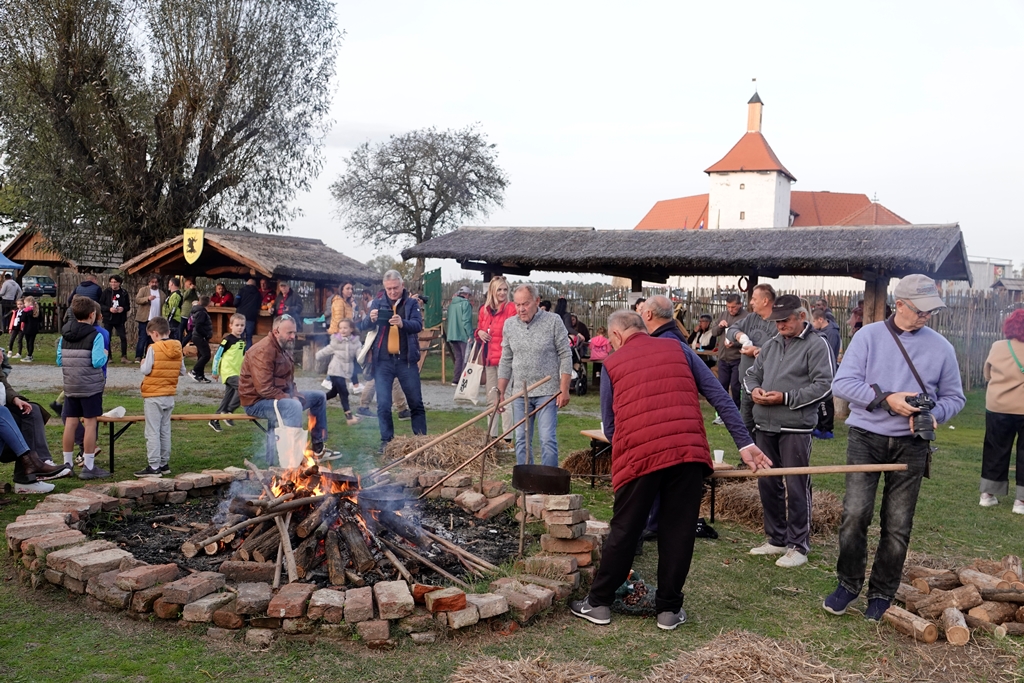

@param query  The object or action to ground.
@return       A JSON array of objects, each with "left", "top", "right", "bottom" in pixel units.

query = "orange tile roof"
[
  {"left": 834, "top": 200, "right": 910, "bottom": 226},
  {"left": 634, "top": 194, "right": 709, "bottom": 230},
  {"left": 790, "top": 191, "right": 869, "bottom": 226},
  {"left": 704, "top": 132, "right": 796, "bottom": 181}
]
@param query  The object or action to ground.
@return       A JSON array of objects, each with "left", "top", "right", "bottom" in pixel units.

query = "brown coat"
[
  {"left": 134, "top": 285, "right": 166, "bottom": 323},
  {"left": 985, "top": 339, "right": 1024, "bottom": 415},
  {"left": 238, "top": 333, "right": 295, "bottom": 406}
]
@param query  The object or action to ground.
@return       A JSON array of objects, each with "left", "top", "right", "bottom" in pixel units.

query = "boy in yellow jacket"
[{"left": 136, "top": 317, "right": 185, "bottom": 477}]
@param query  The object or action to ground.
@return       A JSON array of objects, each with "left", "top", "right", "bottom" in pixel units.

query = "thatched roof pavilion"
[
  {"left": 403, "top": 223, "right": 972, "bottom": 323},
  {"left": 3, "top": 227, "right": 123, "bottom": 275}
]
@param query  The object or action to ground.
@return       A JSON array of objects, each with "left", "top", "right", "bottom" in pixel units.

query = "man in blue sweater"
[{"left": 823, "top": 274, "right": 965, "bottom": 622}]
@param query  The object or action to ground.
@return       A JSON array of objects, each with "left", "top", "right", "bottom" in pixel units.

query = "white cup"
[
  {"left": 599, "top": 421, "right": 604, "bottom": 435},
  {"left": 713, "top": 449, "right": 725, "bottom": 464}
]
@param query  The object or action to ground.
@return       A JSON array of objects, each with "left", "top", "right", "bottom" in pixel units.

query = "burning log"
[
  {"left": 422, "top": 529, "right": 497, "bottom": 573},
  {"left": 883, "top": 605, "right": 938, "bottom": 643},
  {"left": 228, "top": 498, "right": 260, "bottom": 519},
  {"left": 940, "top": 608, "right": 971, "bottom": 646},
  {"left": 340, "top": 522, "right": 375, "bottom": 573},
  {"left": 296, "top": 496, "right": 337, "bottom": 539},
  {"left": 181, "top": 524, "right": 220, "bottom": 559},
  {"left": 911, "top": 570, "right": 960, "bottom": 594},
  {"left": 380, "top": 545, "right": 413, "bottom": 583},
  {"left": 378, "top": 510, "right": 426, "bottom": 547},
  {"left": 236, "top": 522, "right": 271, "bottom": 561},
  {"left": 325, "top": 530, "right": 346, "bottom": 586},
  {"left": 294, "top": 523, "right": 327, "bottom": 579},
  {"left": 345, "top": 570, "right": 366, "bottom": 586}
]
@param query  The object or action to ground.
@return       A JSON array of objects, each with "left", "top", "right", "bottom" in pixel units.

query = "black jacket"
[
  {"left": 234, "top": 283, "right": 262, "bottom": 321},
  {"left": 100, "top": 287, "right": 131, "bottom": 326},
  {"left": 189, "top": 306, "right": 213, "bottom": 340},
  {"left": 72, "top": 280, "right": 104, "bottom": 303},
  {"left": 273, "top": 291, "right": 303, "bottom": 319},
  {"left": 651, "top": 320, "right": 687, "bottom": 344}
]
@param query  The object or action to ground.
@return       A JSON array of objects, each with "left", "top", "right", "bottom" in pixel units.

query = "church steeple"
[{"left": 747, "top": 92, "right": 763, "bottom": 133}]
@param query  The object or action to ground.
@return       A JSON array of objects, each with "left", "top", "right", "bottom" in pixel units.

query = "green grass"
[{"left": 2, "top": 368, "right": 1023, "bottom": 680}]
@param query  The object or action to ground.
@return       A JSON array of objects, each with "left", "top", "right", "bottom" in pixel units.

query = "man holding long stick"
[{"left": 570, "top": 311, "right": 771, "bottom": 630}]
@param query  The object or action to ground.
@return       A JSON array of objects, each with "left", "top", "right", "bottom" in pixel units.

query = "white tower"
[{"left": 705, "top": 93, "right": 795, "bottom": 229}]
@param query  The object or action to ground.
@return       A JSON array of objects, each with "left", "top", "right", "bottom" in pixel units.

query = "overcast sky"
[{"left": 289, "top": 0, "right": 1024, "bottom": 282}]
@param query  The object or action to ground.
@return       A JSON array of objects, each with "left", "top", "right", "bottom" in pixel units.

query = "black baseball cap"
[{"left": 767, "top": 295, "right": 802, "bottom": 321}]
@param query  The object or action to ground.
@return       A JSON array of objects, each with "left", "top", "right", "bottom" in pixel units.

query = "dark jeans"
[
  {"left": 980, "top": 411, "right": 1024, "bottom": 499},
  {"left": 16, "top": 403, "right": 53, "bottom": 461},
  {"left": 836, "top": 426, "right": 929, "bottom": 601},
  {"left": 8, "top": 329, "right": 23, "bottom": 354},
  {"left": 740, "top": 392, "right": 755, "bottom": 434},
  {"left": 450, "top": 341, "right": 468, "bottom": 382},
  {"left": 755, "top": 430, "right": 812, "bottom": 554},
  {"left": 325, "top": 375, "right": 351, "bottom": 412},
  {"left": 24, "top": 333, "right": 36, "bottom": 358},
  {"left": 193, "top": 337, "right": 211, "bottom": 378},
  {"left": 717, "top": 358, "right": 741, "bottom": 406},
  {"left": 244, "top": 319, "right": 256, "bottom": 350},
  {"left": 135, "top": 321, "right": 153, "bottom": 360},
  {"left": 216, "top": 376, "right": 240, "bottom": 415},
  {"left": 352, "top": 360, "right": 361, "bottom": 385},
  {"left": 104, "top": 320, "right": 127, "bottom": 359},
  {"left": 588, "top": 462, "right": 706, "bottom": 614},
  {"left": 816, "top": 397, "right": 835, "bottom": 433},
  {"left": 374, "top": 356, "right": 426, "bottom": 442}
]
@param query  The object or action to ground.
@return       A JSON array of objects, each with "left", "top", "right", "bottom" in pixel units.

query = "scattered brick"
[
  {"left": 481, "top": 480, "right": 506, "bottom": 498},
  {"left": 6, "top": 519, "right": 70, "bottom": 551},
  {"left": 344, "top": 586, "right": 374, "bottom": 623},
  {"left": 212, "top": 600, "right": 245, "bottom": 629},
  {"left": 113, "top": 481, "right": 149, "bottom": 499},
  {"left": 115, "top": 563, "right": 179, "bottom": 591},
  {"left": 267, "top": 582, "right": 316, "bottom": 618},
  {"left": 356, "top": 620, "right": 390, "bottom": 642},
  {"left": 282, "top": 617, "right": 315, "bottom": 634},
  {"left": 390, "top": 469, "right": 423, "bottom": 487},
  {"left": 218, "top": 561, "right": 275, "bottom": 584},
  {"left": 182, "top": 592, "right": 234, "bottom": 622},
  {"left": 245, "top": 628, "right": 276, "bottom": 648},
  {"left": 21, "top": 530, "right": 86, "bottom": 558},
  {"left": 307, "top": 588, "right": 346, "bottom": 623},
  {"left": 544, "top": 494, "right": 583, "bottom": 511},
  {"left": 466, "top": 593, "right": 509, "bottom": 619},
  {"left": 45, "top": 540, "right": 116, "bottom": 572},
  {"left": 412, "top": 583, "right": 441, "bottom": 604},
  {"left": 543, "top": 508, "right": 589, "bottom": 525},
  {"left": 373, "top": 580, "right": 414, "bottom": 620},
  {"left": 417, "top": 470, "right": 447, "bottom": 488},
  {"left": 539, "top": 534, "right": 594, "bottom": 554},
  {"left": 410, "top": 632, "right": 436, "bottom": 644},
  {"left": 448, "top": 604, "right": 480, "bottom": 629},
  {"left": 250, "top": 617, "right": 282, "bottom": 629},
  {"left": 518, "top": 555, "right": 578, "bottom": 576},
  {"left": 424, "top": 587, "right": 466, "bottom": 613},
  {"left": 130, "top": 585, "right": 164, "bottom": 613},
  {"left": 167, "top": 491, "right": 188, "bottom": 504},
  {"left": 63, "top": 548, "right": 133, "bottom": 582},
  {"left": 476, "top": 492, "right": 516, "bottom": 520},
  {"left": 448, "top": 474, "right": 473, "bottom": 488},
  {"left": 455, "top": 490, "right": 487, "bottom": 513},
  {"left": 161, "top": 571, "right": 226, "bottom": 604},
  {"left": 235, "top": 582, "right": 273, "bottom": 615},
  {"left": 397, "top": 608, "right": 435, "bottom": 633},
  {"left": 547, "top": 522, "right": 586, "bottom": 539},
  {"left": 153, "top": 597, "right": 183, "bottom": 619},
  {"left": 585, "top": 520, "right": 610, "bottom": 536},
  {"left": 439, "top": 486, "right": 466, "bottom": 500}
]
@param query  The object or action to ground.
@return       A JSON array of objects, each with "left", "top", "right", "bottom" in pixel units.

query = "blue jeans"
[
  {"left": 0, "top": 405, "right": 30, "bottom": 461},
  {"left": 374, "top": 356, "right": 426, "bottom": 442},
  {"left": 135, "top": 321, "right": 152, "bottom": 360},
  {"left": 836, "top": 426, "right": 930, "bottom": 601},
  {"left": 512, "top": 395, "right": 559, "bottom": 467},
  {"left": 244, "top": 319, "right": 256, "bottom": 350},
  {"left": 244, "top": 391, "right": 328, "bottom": 446}
]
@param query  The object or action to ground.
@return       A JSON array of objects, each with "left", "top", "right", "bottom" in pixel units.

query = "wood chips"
[
  {"left": 699, "top": 480, "right": 843, "bottom": 536},
  {"left": 382, "top": 428, "right": 500, "bottom": 470}
]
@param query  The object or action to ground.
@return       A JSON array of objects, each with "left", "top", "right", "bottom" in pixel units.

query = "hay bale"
[
  {"left": 449, "top": 654, "right": 627, "bottom": 683},
  {"left": 561, "top": 449, "right": 611, "bottom": 477},
  {"left": 382, "top": 428, "right": 498, "bottom": 470},
  {"left": 699, "top": 480, "right": 843, "bottom": 536},
  {"left": 644, "top": 630, "right": 861, "bottom": 682}
]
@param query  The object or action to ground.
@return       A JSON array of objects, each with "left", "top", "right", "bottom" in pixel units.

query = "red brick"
[
  {"left": 307, "top": 588, "right": 346, "bottom": 623},
  {"left": 539, "top": 534, "right": 594, "bottom": 554},
  {"left": 161, "top": 571, "right": 226, "bottom": 604},
  {"left": 465, "top": 593, "right": 509, "bottom": 618},
  {"left": 45, "top": 540, "right": 115, "bottom": 572},
  {"left": 130, "top": 585, "right": 164, "bottom": 613},
  {"left": 6, "top": 520, "right": 70, "bottom": 551},
  {"left": 218, "top": 561, "right": 275, "bottom": 584},
  {"left": 547, "top": 522, "right": 586, "bottom": 539},
  {"left": 182, "top": 593, "right": 234, "bottom": 622},
  {"left": 63, "top": 576, "right": 86, "bottom": 594},
  {"left": 114, "top": 481, "right": 149, "bottom": 498},
  {"left": 544, "top": 494, "right": 582, "bottom": 511},
  {"left": 21, "top": 530, "right": 86, "bottom": 558},
  {"left": 167, "top": 491, "right": 188, "bottom": 504},
  {"left": 518, "top": 555, "right": 578, "bottom": 576},
  {"left": 16, "top": 512, "right": 71, "bottom": 525},
  {"left": 44, "top": 494, "right": 102, "bottom": 514},
  {"left": 424, "top": 587, "right": 466, "bottom": 613},
  {"left": 481, "top": 480, "right": 506, "bottom": 498},
  {"left": 64, "top": 488, "right": 120, "bottom": 511},
  {"left": 282, "top": 617, "right": 315, "bottom": 634},
  {"left": 493, "top": 588, "right": 542, "bottom": 622},
  {"left": 518, "top": 574, "right": 576, "bottom": 601},
  {"left": 250, "top": 617, "right": 282, "bottom": 629},
  {"left": 30, "top": 502, "right": 87, "bottom": 519},
  {"left": 86, "top": 570, "right": 131, "bottom": 609},
  {"left": 356, "top": 619, "right": 390, "bottom": 642},
  {"left": 417, "top": 470, "right": 447, "bottom": 487},
  {"left": 543, "top": 508, "right": 589, "bottom": 525},
  {"left": 447, "top": 604, "right": 480, "bottom": 629},
  {"left": 212, "top": 605, "right": 246, "bottom": 629},
  {"left": 585, "top": 520, "right": 610, "bottom": 536},
  {"left": 454, "top": 490, "right": 487, "bottom": 513},
  {"left": 235, "top": 582, "right": 273, "bottom": 615},
  {"left": 153, "top": 597, "right": 183, "bottom": 619},
  {"left": 373, "top": 580, "right": 414, "bottom": 620},
  {"left": 344, "top": 586, "right": 374, "bottom": 623},
  {"left": 397, "top": 608, "right": 435, "bottom": 633},
  {"left": 115, "top": 563, "right": 179, "bottom": 591},
  {"left": 412, "top": 583, "right": 441, "bottom": 604},
  {"left": 44, "top": 569, "right": 64, "bottom": 585},
  {"left": 519, "top": 583, "right": 554, "bottom": 609},
  {"left": 64, "top": 549, "right": 134, "bottom": 581},
  {"left": 176, "top": 473, "right": 213, "bottom": 489},
  {"left": 266, "top": 582, "right": 315, "bottom": 618},
  {"left": 475, "top": 492, "right": 516, "bottom": 520}
]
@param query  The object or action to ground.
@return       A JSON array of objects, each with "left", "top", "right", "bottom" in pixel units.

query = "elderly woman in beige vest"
[{"left": 980, "top": 309, "right": 1024, "bottom": 513}]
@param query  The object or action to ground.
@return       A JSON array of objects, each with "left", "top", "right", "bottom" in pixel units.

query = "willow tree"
[
  {"left": 0, "top": 0, "right": 338, "bottom": 260},
  {"left": 331, "top": 125, "right": 509, "bottom": 286}
]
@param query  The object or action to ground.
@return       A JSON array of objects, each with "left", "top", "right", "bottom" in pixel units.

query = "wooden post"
[{"left": 862, "top": 274, "right": 889, "bottom": 325}]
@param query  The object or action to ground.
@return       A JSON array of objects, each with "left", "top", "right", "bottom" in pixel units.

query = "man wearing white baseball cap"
[{"left": 823, "top": 274, "right": 965, "bottom": 622}]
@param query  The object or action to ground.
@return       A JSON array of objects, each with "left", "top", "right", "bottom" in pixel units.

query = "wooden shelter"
[
  {"left": 3, "top": 228, "right": 123, "bottom": 277},
  {"left": 992, "top": 277, "right": 1024, "bottom": 303},
  {"left": 402, "top": 224, "right": 973, "bottom": 324},
  {"left": 121, "top": 229, "right": 379, "bottom": 343}
]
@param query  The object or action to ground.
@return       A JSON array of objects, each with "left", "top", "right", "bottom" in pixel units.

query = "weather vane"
[{"left": 752, "top": 77, "right": 757, "bottom": 92}]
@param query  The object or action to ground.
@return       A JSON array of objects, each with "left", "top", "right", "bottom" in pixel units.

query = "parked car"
[{"left": 22, "top": 275, "right": 57, "bottom": 297}]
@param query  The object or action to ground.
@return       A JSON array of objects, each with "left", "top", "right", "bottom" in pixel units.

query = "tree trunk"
[
  {"left": 958, "top": 568, "right": 1011, "bottom": 592},
  {"left": 325, "top": 529, "right": 346, "bottom": 586},
  {"left": 896, "top": 582, "right": 928, "bottom": 613},
  {"left": 1002, "top": 555, "right": 1023, "bottom": 582},
  {"left": 917, "top": 584, "right": 983, "bottom": 620},
  {"left": 911, "top": 571, "right": 960, "bottom": 594},
  {"left": 940, "top": 608, "right": 971, "bottom": 646},
  {"left": 883, "top": 605, "right": 938, "bottom": 643},
  {"left": 967, "top": 601, "right": 1018, "bottom": 625},
  {"left": 339, "top": 521, "right": 375, "bottom": 573},
  {"left": 980, "top": 588, "right": 1024, "bottom": 604},
  {"left": 965, "top": 614, "right": 1007, "bottom": 639}
]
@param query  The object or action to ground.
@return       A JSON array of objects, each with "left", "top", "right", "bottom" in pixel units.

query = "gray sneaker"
[
  {"left": 656, "top": 608, "right": 687, "bottom": 630},
  {"left": 569, "top": 597, "right": 611, "bottom": 625},
  {"left": 79, "top": 465, "right": 111, "bottom": 480}
]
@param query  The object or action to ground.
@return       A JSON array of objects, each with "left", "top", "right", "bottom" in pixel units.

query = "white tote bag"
[
  {"left": 454, "top": 341, "right": 485, "bottom": 405},
  {"left": 356, "top": 327, "right": 378, "bottom": 366},
  {"left": 274, "top": 400, "right": 308, "bottom": 469}
]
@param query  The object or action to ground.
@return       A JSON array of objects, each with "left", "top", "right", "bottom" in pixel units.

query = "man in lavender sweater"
[{"left": 823, "top": 274, "right": 965, "bottom": 622}]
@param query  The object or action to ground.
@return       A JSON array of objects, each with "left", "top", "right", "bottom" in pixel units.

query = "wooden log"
[
  {"left": 422, "top": 529, "right": 498, "bottom": 572},
  {"left": 883, "top": 605, "right": 938, "bottom": 643},
  {"left": 906, "top": 566, "right": 952, "bottom": 581},
  {"left": 345, "top": 570, "right": 366, "bottom": 587},
  {"left": 1012, "top": 582, "right": 1024, "bottom": 591},
  {"left": 968, "top": 601, "right": 1018, "bottom": 625},
  {"left": 1003, "top": 621, "right": 1024, "bottom": 637},
  {"left": 181, "top": 524, "right": 219, "bottom": 558},
  {"left": 1002, "top": 555, "right": 1023, "bottom": 582},
  {"left": 204, "top": 532, "right": 234, "bottom": 555},
  {"left": 237, "top": 522, "right": 271, "bottom": 561},
  {"left": 917, "top": 584, "right": 983, "bottom": 620},
  {"left": 911, "top": 571, "right": 960, "bottom": 594},
  {"left": 251, "top": 528, "right": 282, "bottom": 564},
  {"left": 294, "top": 523, "right": 327, "bottom": 579},
  {"left": 964, "top": 614, "right": 1007, "bottom": 639},
  {"left": 980, "top": 588, "right": 1024, "bottom": 604},
  {"left": 1016, "top": 605, "right": 1024, "bottom": 623},
  {"left": 324, "top": 530, "right": 346, "bottom": 586},
  {"left": 227, "top": 497, "right": 259, "bottom": 518},
  {"left": 896, "top": 582, "right": 928, "bottom": 614},
  {"left": 940, "top": 608, "right": 971, "bottom": 646},
  {"left": 273, "top": 541, "right": 283, "bottom": 589},
  {"left": 381, "top": 537, "right": 471, "bottom": 591},
  {"left": 959, "top": 568, "right": 1011, "bottom": 592},
  {"left": 339, "top": 522, "right": 375, "bottom": 573},
  {"left": 296, "top": 496, "right": 337, "bottom": 539},
  {"left": 381, "top": 545, "right": 413, "bottom": 584},
  {"left": 972, "top": 559, "right": 1007, "bottom": 578},
  {"left": 378, "top": 509, "right": 426, "bottom": 547}
]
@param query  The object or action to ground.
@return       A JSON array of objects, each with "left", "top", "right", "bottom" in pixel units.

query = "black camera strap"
[{"left": 884, "top": 317, "right": 927, "bottom": 394}]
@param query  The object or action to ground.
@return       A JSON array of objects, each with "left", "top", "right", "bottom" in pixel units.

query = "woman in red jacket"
[{"left": 476, "top": 276, "right": 516, "bottom": 443}]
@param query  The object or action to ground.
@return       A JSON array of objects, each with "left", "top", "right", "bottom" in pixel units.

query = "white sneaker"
[
  {"left": 776, "top": 548, "right": 808, "bottom": 568},
  {"left": 351, "top": 383, "right": 363, "bottom": 395},
  {"left": 712, "top": 416, "right": 724, "bottom": 426},
  {"left": 10, "top": 353, "right": 20, "bottom": 359},
  {"left": 320, "top": 378, "right": 333, "bottom": 390},
  {"left": 980, "top": 493, "right": 999, "bottom": 507},
  {"left": 102, "top": 406, "right": 127, "bottom": 419},
  {"left": 15, "top": 480, "right": 55, "bottom": 494},
  {"left": 1013, "top": 500, "right": 1024, "bottom": 515},
  {"left": 749, "top": 542, "right": 787, "bottom": 556}
]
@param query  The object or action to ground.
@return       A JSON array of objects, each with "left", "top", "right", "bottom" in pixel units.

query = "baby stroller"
[{"left": 569, "top": 337, "right": 588, "bottom": 396}]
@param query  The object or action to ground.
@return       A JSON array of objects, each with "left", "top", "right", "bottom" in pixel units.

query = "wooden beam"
[{"left": 205, "top": 265, "right": 253, "bottom": 276}]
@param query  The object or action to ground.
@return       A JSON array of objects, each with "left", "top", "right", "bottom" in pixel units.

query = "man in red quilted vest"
[{"left": 571, "top": 310, "right": 772, "bottom": 630}]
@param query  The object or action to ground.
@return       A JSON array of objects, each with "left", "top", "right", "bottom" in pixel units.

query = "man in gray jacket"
[
  {"left": 744, "top": 295, "right": 835, "bottom": 568},
  {"left": 725, "top": 284, "right": 778, "bottom": 431}
]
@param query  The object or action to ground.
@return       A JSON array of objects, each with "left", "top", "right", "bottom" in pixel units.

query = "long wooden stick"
[
  {"left": 382, "top": 537, "right": 472, "bottom": 591},
  {"left": 244, "top": 459, "right": 299, "bottom": 582},
  {"left": 418, "top": 393, "right": 558, "bottom": 500},
  {"left": 423, "top": 529, "right": 498, "bottom": 571},
  {"left": 711, "top": 463, "right": 908, "bottom": 479},
  {"left": 368, "top": 376, "right": 552, "bottom": 478},
  {"left": 380, "top": 545, "right": 413, "bottom": 583}
]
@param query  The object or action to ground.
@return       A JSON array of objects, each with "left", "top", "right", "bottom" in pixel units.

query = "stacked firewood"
[{"left": 890, "top": 555, "right": 1024, "bottom": 645}]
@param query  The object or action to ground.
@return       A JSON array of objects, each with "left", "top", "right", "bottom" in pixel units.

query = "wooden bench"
[{"left": 97, "top": 414, "right": 268, "bottom": 473}]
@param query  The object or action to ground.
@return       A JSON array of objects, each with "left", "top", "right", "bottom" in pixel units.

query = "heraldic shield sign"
[{"left": 183, "top": 229, "right": 204, "bottom": 264}]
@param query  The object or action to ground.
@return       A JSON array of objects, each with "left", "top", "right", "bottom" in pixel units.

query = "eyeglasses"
[{"left": 901, "top": 300, "right": 941, "bottom": 318}]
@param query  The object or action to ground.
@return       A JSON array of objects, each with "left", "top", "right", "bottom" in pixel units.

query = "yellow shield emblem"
[{"left": 183, "top": 229, "right": 204, "bottom": 265}]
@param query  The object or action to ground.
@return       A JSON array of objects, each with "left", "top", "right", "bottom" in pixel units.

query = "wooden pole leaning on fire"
[
  {"left": 367, "top": 376, "right": 552, "bottom": 480},
  {"left": 244, "top": 459, "right": 300, "bottom": 583}
]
